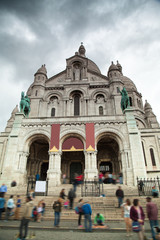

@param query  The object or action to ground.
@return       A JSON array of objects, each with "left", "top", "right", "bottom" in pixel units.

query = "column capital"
[
  {"left": 84, "top": 150, "right": 97, "bottom": 155},
  {"left": 48, "top": 151, "right": 62, "bottom": 156}
]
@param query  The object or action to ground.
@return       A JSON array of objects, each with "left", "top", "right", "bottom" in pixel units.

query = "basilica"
[{"left": 0, "top": 43, "right": 160, "bottom": 193}]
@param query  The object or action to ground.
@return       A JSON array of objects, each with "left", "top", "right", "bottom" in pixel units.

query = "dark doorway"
[
  {"left": 40, "top": 162, "right": 49, "bottom": 180},
  {"left": 70, "top": 162, "right": 82, "bottom": 183}
]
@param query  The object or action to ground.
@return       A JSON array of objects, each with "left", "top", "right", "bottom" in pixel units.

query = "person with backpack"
[
  {"left": 82, "top": 201, "right": 92, "bottom": 232},
  {"left": 53, "top": 198, "right": 63, "bottom": 227},
  {"left": 76, "top": 199, "right": 84, "bottom": 227},
  {"left": 68, "top": 188, "right": 76, "bottom": 210}
]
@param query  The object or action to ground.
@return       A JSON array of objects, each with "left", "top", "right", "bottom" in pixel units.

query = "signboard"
[{"left": 35, "top": 181, "right": 46, "bottom": 193}]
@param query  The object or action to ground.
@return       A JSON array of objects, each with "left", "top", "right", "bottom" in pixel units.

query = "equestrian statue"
[
  {"left": 20, "top": 92, "right": 31, "bottom": 117},
  {"left": 118, "top": 87, "right": 130, "bottom": 112}
]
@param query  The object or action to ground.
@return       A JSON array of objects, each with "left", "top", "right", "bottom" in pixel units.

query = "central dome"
[{"left": 87, "top": 59, "right": 101, "bottom": 74}]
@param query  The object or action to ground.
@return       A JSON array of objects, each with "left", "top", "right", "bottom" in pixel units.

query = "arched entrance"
[
  {"left": 26, "top": 137, "right": 49, "bottom": 180},
  {"left": 61, "top": 136, "right": 85, "bottom": 183},
  {"left": 97, "top": 136, "right": 120, "bottom": 176}
]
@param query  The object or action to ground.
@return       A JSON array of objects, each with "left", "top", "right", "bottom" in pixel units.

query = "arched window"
[
  {"left": 35, "top": 90, "right": 38, "bottom": 96},
  {"left": 129, "top": 97, "right": 132, "bottom": 106},
  {"left": 150, "top": 148, "right": 156, "bottom": 166},
  {"left": 142, "top": 142, "right": 147, "bottom": 166},
  {"left": 74, "top": 94, "right": 80, "bottom": 116},
  {"left": 51, "top": 108, "right": 55, "bottom": 117},
  {"left": 99, "top": 106, "right": 103, "bottom": 115}
]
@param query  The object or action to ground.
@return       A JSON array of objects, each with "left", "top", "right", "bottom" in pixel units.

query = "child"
[
  {"left": 64, "top": 200, "right": 69, "bottom": 209},
  {"left": 32, "top": 206, "right": 38, "bottom": 222}
]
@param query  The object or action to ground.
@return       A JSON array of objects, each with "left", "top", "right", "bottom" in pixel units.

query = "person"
[
  {"left": 0, "top": 192, "right": 5, "bottom": 220},
  {"left": 116, "top": 186, "right": 124, "bottom": 208},
  {"left": 36, "top": 173, "right": 40, "bottom": 181},
  {"left": 37, "top": 201, "right": 43, "bottom": 222},
  {"left": 68, "top": 188, "right": 76, "bottom": 209},
  {"left": 138, "top": 180, "right": 144, "bottom": 195},
  {"left": 119, "top": 172, "right": 123, "bottom": 184},
  {"left": 32, "top": 206, "right": 38, "bottom": 222},
  {"left": 64, "top": 200, "right": 69, "bottom": 209},
  {"left": 82, "top": 201, "right": 92, "bottom": 232},
  {"left": 130, "top": 199, "right": 145, "bottom": 240},
  {"left": 112, "top": 172, "right": 116, "bottom": 184},
  {"left": 0, "top": 184, "right": 7, "bottom": 194},
  {"left": 59, "top": 189, "right": 66, "bottom": 200},
  {"left": 62, "top": 174, "right": 66, "bottom": 184},
  {"left": 17, "top": 196, "right": 34, "bottom": 240},
  {"left": 41, "top": 200, "right": 46, "bottom": 217},
  {"left": 5, "top": 195, "right": 15, "bottom": 221},
  {"left": 14, "top": 195, "right": 21, "bottom": 220},
  {"left": 146, "top": 197, "right": 159, "bottom": 240},
  {"left": 94, "top": 213, "right": 105, "bottom": 226},
  {"left": 99, "top": 172, "right": 104, "bottom": 183},
  {"left": 152, "top": 186, "right": 159, "bottom": 198},
  {"left": 53, "top": 198, "right": 63, "bottom": 227},
  {"left": 108, "top": 172, "right": 113, "bottom": 183},
  {"left": 29, "top": 189, "right": 35, "bottom": 200},
  {"left": 77, "top": 199, "right": 84, "bottom": 227},
  {"left": 121, "top": 199, "right": 132, "bottom": 236}
]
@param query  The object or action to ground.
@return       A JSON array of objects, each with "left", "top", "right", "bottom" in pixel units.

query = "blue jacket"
[
  {"left": 0, "top": 198, "right": 5, "bottom": 209},
  {"left": 82, "top": 203, "right": 92, "bottom": 215}
]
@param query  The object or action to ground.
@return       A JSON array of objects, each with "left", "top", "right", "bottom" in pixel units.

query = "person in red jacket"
[{"left": 130, "top": 199, "right": 145, "bottom": 240}]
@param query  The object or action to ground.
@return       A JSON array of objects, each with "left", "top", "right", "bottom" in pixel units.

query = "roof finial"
[{"left": 81, "top": 42, "right": 83, "bottom": 45}]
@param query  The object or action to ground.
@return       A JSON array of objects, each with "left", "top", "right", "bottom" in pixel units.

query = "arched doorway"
[
  {"left": 97, "top": 136, "right": 120, "bottom": 176},
  {"left": 61, "top": 136, "right": 85, "bottom": 183},
  {"left": 26, "top": 137, "right": 49, "bottom": 180}
]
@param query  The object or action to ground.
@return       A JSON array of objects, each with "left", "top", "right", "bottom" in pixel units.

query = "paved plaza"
[
  {"left": 0, "top": 229, "right": 152, "bottom": 240},
  {"left": 0, "top": 220, "right": 152, "bottom": 240}
]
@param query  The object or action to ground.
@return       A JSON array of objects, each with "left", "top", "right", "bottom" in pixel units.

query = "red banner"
[
  {"left": 85, "top": 123, "right": 95, "bottom": 151},
  {"left": 50, "top": 124, "right": 60, "bottom": 152},
  {"left": 62, "top": 137, "right": 84, "bottom": 151}
]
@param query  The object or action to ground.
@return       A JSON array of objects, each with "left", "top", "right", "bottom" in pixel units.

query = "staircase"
[{"left": 3, "top": 184, "right": 160, "bottom": 221}]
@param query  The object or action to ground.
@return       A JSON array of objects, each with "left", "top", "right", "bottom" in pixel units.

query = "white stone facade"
[{"left": 0, "top": 44, "right": 160, "bottom": 193}]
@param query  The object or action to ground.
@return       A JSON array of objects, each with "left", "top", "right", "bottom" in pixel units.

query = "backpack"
[{"left": 75, "top": 206, "right": 79, "bottom": 214}]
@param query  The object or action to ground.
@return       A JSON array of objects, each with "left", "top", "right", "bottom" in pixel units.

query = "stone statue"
[
  {"left": 118, "top": 87, "right": 130, "bottom": 112},
  {"left": 74, "top": 65, "right": 80, "bottom": 80},
  {"left": 20, "top": 92, "right": 31, "bottom": 117}
]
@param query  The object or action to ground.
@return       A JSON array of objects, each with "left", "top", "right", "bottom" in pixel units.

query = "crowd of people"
[
  {"left": 99, "top": 171, "right": 123, "bottom": 184},
  {"left": 0, "top": 182, "right": 160, "bottom": 240}
]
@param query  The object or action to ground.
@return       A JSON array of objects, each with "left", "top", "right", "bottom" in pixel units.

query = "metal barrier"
[
  {"left": 26, "top": 177, "right": 48, "bottom": 196},
  {"left": 81, "top": 180, "right": 104, "bottom": 197},
  {"left": 137, "top": 177, "right": 160, "bottom": 196}
]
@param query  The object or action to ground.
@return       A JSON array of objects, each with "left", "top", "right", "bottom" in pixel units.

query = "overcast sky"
[{"left": 0, "top": 0, "right": 160, "bottom": 132}]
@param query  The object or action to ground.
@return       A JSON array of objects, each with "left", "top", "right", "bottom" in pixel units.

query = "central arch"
[{"left": 61, "top": 136, "right": 85, "bottom": 183}]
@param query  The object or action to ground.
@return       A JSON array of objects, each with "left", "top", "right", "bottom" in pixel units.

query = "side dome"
[
  {"left": 35, "top": 64, "right": 47, "bottom": 77},
  {"left": 108, "top": 61, "right": 119, "bottom": 72},
  {"left": 122, "top": 76, "right": 137, "bottom": 91},
  {"left": 88, "top": 59, "right": 101, "bottom": 74}
]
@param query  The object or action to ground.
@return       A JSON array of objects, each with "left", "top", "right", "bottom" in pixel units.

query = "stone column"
[
  {"left": 84, "top": 151, "right": 98, "bottom": 180},
  {"left": 47, "top": 151, "right": 62, "bottom": 192},
  {"left": 18, "top": 152, "right": 29, "bottom": 173},
  {"left": 125, "top": 108, "right": 147, "bottom": 185}
]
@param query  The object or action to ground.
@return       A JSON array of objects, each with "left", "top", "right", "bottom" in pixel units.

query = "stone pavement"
[
  {"left": 0, "top": 219, "right": 153, "bottom": 240},
  {"left": 0, "top": 229, "right": 153, "bottom": 240}
]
